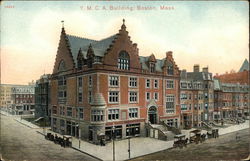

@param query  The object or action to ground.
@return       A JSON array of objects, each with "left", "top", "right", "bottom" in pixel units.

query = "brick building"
[
  {"left": 0, "top": 84, "right": 13, "bottom": 110},
  {"left": 35, "top": 74, "right": 51, "bottom": 124},
  {"left": 214, "top": 79, "right": 249, "bottom": 120},
  {"left": 214, "top": 59, "right": 249, "bottom": 119},
  {"left": 50, "top": 20, "right": 181, "bottom": 143},
  {"left": 11, "top": 83, "right": 35, "bottom": 115},
  {"left": 180, "top": 65, "right": 214, "bottom": 128}
]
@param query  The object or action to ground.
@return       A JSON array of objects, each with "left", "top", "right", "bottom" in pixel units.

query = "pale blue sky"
[{"left": 1, "top": 1, "right": 249, "bottom": 84}]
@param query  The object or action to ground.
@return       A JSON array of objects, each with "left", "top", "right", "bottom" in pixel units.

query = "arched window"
[
  {"left": 118, "top": 51, "right": 130, "bottom": 70},
  {"left": 167, "top": 62, "right": 174, "bottom": 75},
  {"left": 58, "top": 60, "right": 66, "bottom": 72}
]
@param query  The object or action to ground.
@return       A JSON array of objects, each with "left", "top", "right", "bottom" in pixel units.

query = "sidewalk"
[
  {"left": 3, "top": 109, "right": 249, "bottom": 161},
  {"left": 71, "top": 120, "right": 249, "bottom": 161},
  {"left": 1, "top": 110, "right": 40, "bottom": 129},
  {"left": 71, "top": 136, "right": 174, "bottom": 161}
]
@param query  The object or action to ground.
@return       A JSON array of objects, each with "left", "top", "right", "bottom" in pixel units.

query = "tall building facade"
[
  {"left": 180, "top": 65, "right": 214, "bottom": 128},
  {"left": 50, "top": 20, "right": 181, "bottom": 143},
  {"left": 35, "top": 74, "right": 51, "bottom": 124}
]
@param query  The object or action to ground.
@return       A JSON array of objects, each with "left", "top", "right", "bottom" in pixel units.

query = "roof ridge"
[
  {"left": 98, "top": 34, "right": 117, "bottom": 41},
  {"left": 66, "top": 34, "right": 98, "bottom": 42}
]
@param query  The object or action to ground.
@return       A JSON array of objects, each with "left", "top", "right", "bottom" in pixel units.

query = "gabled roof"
[
  {"left": 239, "top": 59, "right": 249, "bottom": 72},
  {"left": 66, "top": 34, "right": 117, "bottom": 63}
]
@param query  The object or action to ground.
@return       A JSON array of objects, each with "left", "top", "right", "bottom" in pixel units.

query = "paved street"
[
  {"left": 0, "top": 114, "right": 97, "bottom": 161},
  {"left": 131, "top": 128, "right": 250, "bottom": 161}
]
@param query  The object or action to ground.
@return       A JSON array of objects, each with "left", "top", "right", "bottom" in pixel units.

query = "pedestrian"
[{"left": 236, "top": 132, "right": 240, "bottom": 140}]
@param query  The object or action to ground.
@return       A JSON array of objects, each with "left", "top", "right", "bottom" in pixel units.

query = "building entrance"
[{"left": 148, "top": 106, "right": 157, "bottom": 124}]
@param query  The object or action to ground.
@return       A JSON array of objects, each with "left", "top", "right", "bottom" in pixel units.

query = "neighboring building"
[
  {"left": 35, "top": 74, "right": 51, "bottom": 123},
  {"left": 11, "top": 84, "right": 35, "bottom": 115},
  {"left": 180, "top": 65, "right": 214, "bottom": 128},
  {"left": 0, "top": 84, "right": 14, "bottom": 111},
  {"left": 214, "top": 59, "right": 249, "bottom": 118},
  {"left": 214, "top": 79, "right": 249, "bottom": 120},
  {"left": 50, "top": 20, "right": 181, "bottom": 144}
]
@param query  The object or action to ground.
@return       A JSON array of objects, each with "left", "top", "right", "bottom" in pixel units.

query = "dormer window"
[
  {"left": 94, "top": 56, "right": 102, "bottom": 63},
  {"left": 77, "top": 59, "right": 83, "bottom": 69},
  {"left": 87, "top": 58, "right": 93, "bottom": 68},
  {"left": 167, "top": 63, "right": 173, "bottom": 75},
  {"left": 118, "top": 51, "right": 130, "bottom": 70},
  {"left": 149, "top": 63, "right": 155, "bottom": 72}
]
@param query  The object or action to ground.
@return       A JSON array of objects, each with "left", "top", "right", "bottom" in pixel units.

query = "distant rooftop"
[{"left": 239, "top": 59, "right": 249, "bottom": 72}]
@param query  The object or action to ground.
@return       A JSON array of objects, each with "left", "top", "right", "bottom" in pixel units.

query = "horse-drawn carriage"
[
  {"left": 189, "top": 129, "right": 202, "bottom": 144},
  {"left": 207, "top": 128, "right": 219, "bottom": 139},
  {"left": 173, "top": 134, "right": 188, "bottom": 148}
]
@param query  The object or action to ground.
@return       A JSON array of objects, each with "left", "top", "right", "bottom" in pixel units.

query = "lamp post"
[
  {"left": 127, "top": 130, "right": 131, "bottom": 159},
  {"left": 112, "top": 124, "right": 115, "bottom": 161}
]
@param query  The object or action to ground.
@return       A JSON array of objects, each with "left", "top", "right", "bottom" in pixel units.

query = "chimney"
[
  {"left": 181, "top": 69, "right": 187, "bottom": 79},
  {"left": 166, "top": 51, "right": 173, "bottom": 57},
  {"left": 202, "top": 67, "right": 208, "bottom": 73},
  {"left": 193, "top": 64, "right": 200, "bottom": 72}
]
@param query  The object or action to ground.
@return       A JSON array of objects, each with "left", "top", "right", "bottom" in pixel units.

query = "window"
[
  {"left": 154, "top": 92, "right": 158, "bottom": 101},
  {"left": 78, "top": 77, "right": 82, "bottom": 87},
  {"left": 79, "top": 108, "right": 84, "bottom": 119},
  {"left": 129, "top": 92, "right": 138, "bottom": 103},
  {"left": 146, "top": 92, "right": 150, "bottom": 101},
  {"left": 129, "top": 77, "right": 137, "bottom": 87},
  {"left": 88, "top": 76, "right": 92, "bottom": 87},
  {"left": 189, "top": 104, "right": 192, "bottom": 110},
  {"left": 166, "top": 80, "right": 174, "bottom": 89},
  {"left": 109, "top": 91, "right": 119, "bottom": 103},
  {"left": 181, "top": 82, "right": 187, "bottom": 89},
  {"left": 118, "top": 51, "right": 130, "bottom": 70},
  {"left": 129, "top": 108, "right": 138, "bottom": 118},
  {"left": 149, "top": 63, "right": 155, "bottom": 72},
  {"left": 58, "top": 76, "right": 67, "bottom": 86},
  {"left": 166, "top": 95, "right": 175, "bottom": 113},
  {"left": 180, "top": 93, "right": 187, "bottom": 100},
  {"left": 204, "top": 93, "right": 208, "bottom": 99},
  {"left": 109, "top": 76, "right": 119, "bottom": 87},
  {"left": 154, "top": 79, "right": 158, "bottom": 88},
  {"left": 52, "top": 106, "right": 57, "bottom": 115},
  {"left": 94, "top": 56, "right": 102, "bottom": 63},
  {"left": 78, "top": 92, "right": 83, "bottom": 103},
  {"left": 88, "top": 91, "right": 92, "bottom": 103},
  {"left": 146, "top": 79, "right": 150, "bottom": 88},
  {"left": 108, "top": 109, "right": 119, "bottom": 120},
  {"left": 167, "top": 63, "right": 174, "bottom": 75},
  {"left": 91, "top": 110, "right": 104, "bottom": 121},
  {"left": 60, "top": 106, "right": 65, "bottom": 115},
  {"left": 181, "top": 104, "right": 187, "bottom": 110},
  {"left": 67, "top": 107, "right": 72, "bottom": 117}
]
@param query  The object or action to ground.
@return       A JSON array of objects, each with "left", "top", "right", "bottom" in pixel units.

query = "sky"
[{"left": 1, "top": 1, "right": 249, "bottom": 85}]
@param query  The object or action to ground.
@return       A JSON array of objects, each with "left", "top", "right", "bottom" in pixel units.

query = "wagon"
[
  {"left": 189, "top": 129, "right": 201, "bottom": 144},
  {"left": 173, "top": 134, "right": 187, "bottom": 148}
]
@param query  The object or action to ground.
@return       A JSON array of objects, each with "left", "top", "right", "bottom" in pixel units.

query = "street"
[
  {"left": 131, "top": 128, "right": 250, "bottom": 161},
  {"left": 0, "top": 114, "right": 98, "bottom": 161}
]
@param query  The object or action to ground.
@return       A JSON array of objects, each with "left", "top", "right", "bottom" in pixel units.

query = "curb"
[
  {"left": 14, "top": 119, "right": 39, "bottom": 129},
  {"left": 71, "top": 147, "right": 103, "bottom": 161}
]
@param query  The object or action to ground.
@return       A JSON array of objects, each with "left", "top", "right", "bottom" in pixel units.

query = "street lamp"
[{"left": 126, "top": 129, "right": 131, "bottom": 159}]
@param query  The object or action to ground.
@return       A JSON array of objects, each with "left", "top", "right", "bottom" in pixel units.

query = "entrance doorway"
[{"left": 148, "top": 106, "right": 157, "bottom": 124}]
